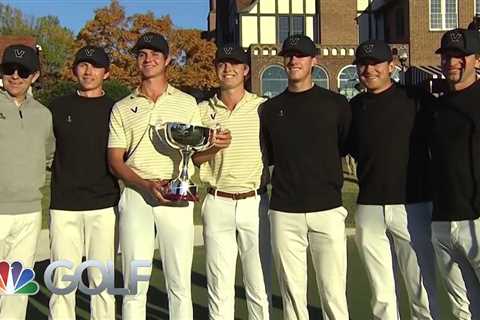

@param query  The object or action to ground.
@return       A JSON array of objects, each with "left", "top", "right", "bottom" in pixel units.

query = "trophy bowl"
[{"left": 155, "top": 122, "right": 211, "bottom": 202}]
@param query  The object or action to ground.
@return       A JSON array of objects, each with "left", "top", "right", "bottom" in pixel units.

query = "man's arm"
[
  {"left": 107, "top": 148, "right": 170, "bottom": 203},
  {"left": 192, "top": 129, "right": 231, "bottom": 166}
]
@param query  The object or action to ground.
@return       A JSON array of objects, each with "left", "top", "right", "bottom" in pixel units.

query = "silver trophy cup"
[{"left": 154, "top": 122, "right": 211, "bottom": 201}]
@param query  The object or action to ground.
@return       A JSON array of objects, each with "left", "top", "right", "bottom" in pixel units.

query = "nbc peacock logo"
[{"left": 0, "top": 261, "right": 39, "bottom": 295}]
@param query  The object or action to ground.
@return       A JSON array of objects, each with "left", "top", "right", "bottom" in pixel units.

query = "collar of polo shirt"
[
  {"left": 133, "top": 84, "right": 175, "bottom": 100},
  {"left": 212, "top": 91, "right": 253, "bottom": 110}
]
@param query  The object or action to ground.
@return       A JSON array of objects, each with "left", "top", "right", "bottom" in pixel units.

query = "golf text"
[{"left": 44, "top": 260, "right": 151, "bottom": 296}]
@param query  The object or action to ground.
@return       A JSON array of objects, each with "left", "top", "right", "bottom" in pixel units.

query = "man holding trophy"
[
  {"left": 193, "top": 44, "right": 271, "bottom": 319},
  {"left": 107, "top": 32, "right": 202, "bottom": 319},
  {"left": 260, "top": 34, "right": 351, "bottom": 320}
]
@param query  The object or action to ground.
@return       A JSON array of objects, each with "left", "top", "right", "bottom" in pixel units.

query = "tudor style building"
[
  {"left": 208, "top": 0, "right": 363, "bottom": 99},
  {"left": 357, "top": 0, "right": 479, "bottom": 86},
  {"left": 209, "top": 0, "right": 480, "bottom": 97}
]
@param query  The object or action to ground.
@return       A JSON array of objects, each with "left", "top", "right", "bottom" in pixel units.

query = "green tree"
[
  {"left": 0, "top": 3, "right": 34, "bottom": 35},
  {"left": 34, "top": 16, "right": 75, "bottom": 78}
]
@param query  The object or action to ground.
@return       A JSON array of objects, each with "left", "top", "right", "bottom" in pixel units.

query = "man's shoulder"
[{"left": 168, "top": 86, "right": 197, "bottom": 105}]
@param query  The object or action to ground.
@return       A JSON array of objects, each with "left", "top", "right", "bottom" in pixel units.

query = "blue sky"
[{"left": 2, "top": 0, "right": 210, "bottom": 34}]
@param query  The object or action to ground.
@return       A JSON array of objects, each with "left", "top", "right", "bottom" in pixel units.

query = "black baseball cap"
[
  {"left": 435, "top": 28, "right": 480, "bottom": 55},
  {"left": 278, "top": 34, "right": 316, "bottom": 57},
  {"left": 132, "top": 32, "right": 169, "bottom": 56},
  {"left": 73, "top": 46, "right": 110, "bottom": 69},
  {"left": 353, "top": 40, "right": 393, "bottom": 64},
  {"left": 215, "top": 44, "right": 248, "bottom": 64},
  {"left": 1, "top": 44, "right": 39, "bottom": 72}
]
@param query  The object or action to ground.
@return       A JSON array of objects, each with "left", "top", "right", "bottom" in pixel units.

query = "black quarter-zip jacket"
[
  {"left": 49, "top": 93, "right": 120, "bottom": 211},
  {"left": 260, "top": 85, "right": 351, "bottom": 213},
  {"left": 348, "top": 84, "right": 432, "bottom": 205},
  {"left": 430, "top": 80, "right": 480, "bottom": 221}
]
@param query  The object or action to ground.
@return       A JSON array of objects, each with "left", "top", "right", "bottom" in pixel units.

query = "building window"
[
  {"left": 313, "top": 15, "right": 320, "bottom": 42},
  {"left": 395, "top": 8, "right": 405, "bottom": 38},
  {"left": 430, "top": 0, "right": 458, "bottom": 30},
  {"left": 277, "top": 15, "right": 306, "bottom": 43},
  {"left": 291, "top": 16, "right": 305, "bottom": 35},
  {"left": 261, "top": 65, "right": 288, "bottom": 98},
  {"left": 338, "top": 65, "right": 360, "bottom": 100},
  {"left": 278, "top": 16, "right": 290, "bottom": 44},
  {"left": 313, "top": 66, "right": 329, "bottom": 89}
]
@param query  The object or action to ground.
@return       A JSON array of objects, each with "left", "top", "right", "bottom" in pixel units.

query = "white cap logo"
[
  {"left": 84, "top": 48, "right": 95, "bottom": 57},
  {"left": 362, "top": 44, "right": 375, "bottom": 54},
  {"left": 14, "top": 49, "right": 25, "bottom": 59},
  {"left": 450, "top": 32, "right": 463, "bottom": 43},
  {"left": 224, "top": 47, "right": 233, "bottom": 55},
  {"left": 143, "top": 35, "right": 153, "bottom": 43},
  {"left": 288, "top": 37, "right": 300, "bottom": 46}
]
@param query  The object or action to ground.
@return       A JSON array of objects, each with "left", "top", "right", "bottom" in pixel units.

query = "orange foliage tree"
[{"left": 62, "top": 0, "right": 218, "bottom": 91}]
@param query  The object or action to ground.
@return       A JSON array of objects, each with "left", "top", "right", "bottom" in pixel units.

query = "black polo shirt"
[
  {"left": 260, "top": 85, "right": 351, "bottom": 213},
  {"left": 49, "top": 93, "right": 120, "bottom": 210},
  {"left": 348, "top": 84, "right": 432, "bottom": 205},
  {"left": 430, "top": 80, "right": 480, "bottom": 221}
]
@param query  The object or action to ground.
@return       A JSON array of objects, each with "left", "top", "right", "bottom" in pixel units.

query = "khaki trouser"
[
  {"left": 432, "top": 218, "right": 480, "bottom": 320},
  {"left": 119, "top": 187, "right": 194, "bottom": 320},
  {"left": 0, "top": 211, "right": 41, "bottom": 320},
  {"left": 270, "top": 207, "right": 349, "bottom": 320},
  {"left": 355, "top": 203, "right": 438, "bottom": 320},
  {"left": 48, "top": 208, "right": 116, "bottom": 320},
  {"left": 202, "top": 192, "right": 271, "bottom": 320}
]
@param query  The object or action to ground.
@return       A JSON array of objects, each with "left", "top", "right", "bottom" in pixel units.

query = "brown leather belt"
[{"left": 207, "top": 187, "right": 267, "bottom": 200}]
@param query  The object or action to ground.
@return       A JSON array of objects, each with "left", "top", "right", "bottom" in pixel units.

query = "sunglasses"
[{"left": 1, "top": 64, "right": 33, "bottom": 79}]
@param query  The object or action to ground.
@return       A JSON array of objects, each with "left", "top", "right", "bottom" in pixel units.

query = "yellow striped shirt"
[
  {"left": 108, "top": 85, "right": 201, "bottom": 180},
  {"left": 198, "top": 91, "right": 267, "bottom": 193}
]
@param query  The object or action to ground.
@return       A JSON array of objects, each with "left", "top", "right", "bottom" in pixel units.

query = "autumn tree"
[{"left": 65, "top": 0, "right": 217, "bottom": 90}]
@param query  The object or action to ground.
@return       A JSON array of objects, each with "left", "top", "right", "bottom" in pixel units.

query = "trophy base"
[{"left": 164, "top": 180, "right": 199, "bottom": 202}]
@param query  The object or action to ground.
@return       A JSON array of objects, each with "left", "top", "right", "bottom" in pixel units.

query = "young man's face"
[
  {"left": 1, "top": 64, "right": 39, "bottom": 98},
  {"left": 136, "top": 49, "right": 171, "bottom": 80},
  {"left": 441, "top": 52, "right": 480, "bottom": 89},
  {"left": 283, "top": 53, "right": 316, "bottom": 83},
  {"left": 74, "top": 62, "right": 109, "bottom": 92},
  {"left": 215, "top": 59, "right": 249, "bottom": 90},
  {"left": 357, "top": 60, "right": 394, "bottom": 93}
]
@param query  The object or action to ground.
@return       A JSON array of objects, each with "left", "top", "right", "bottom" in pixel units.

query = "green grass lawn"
[
  {"left": 28, "top": 237, "right": 453, "bottom": 319},
  {"left": 35, "top": 174, "right": 454, "bottom": 319}
]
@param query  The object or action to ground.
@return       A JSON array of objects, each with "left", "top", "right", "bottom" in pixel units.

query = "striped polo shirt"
[
  {"left": 108, "top": 85, "right": 201, "bottom": 180},
  {"left": 198, "top": 91, "right": 267, "bottom": 193}
]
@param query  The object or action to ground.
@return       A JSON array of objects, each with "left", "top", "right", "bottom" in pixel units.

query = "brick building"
[
  {"left": 209, "top": 0, "right": 480, "bottom": 97},
  {"left": 208, "top": 0, "right": 363, "bottom": 99},
  {"left": 357, "top": 0, "right": 479, "bottom": 85}
]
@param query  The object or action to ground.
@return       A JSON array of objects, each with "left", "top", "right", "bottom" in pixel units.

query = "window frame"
[{"left": 429, "top": 0, "right": 458, "bottom": 31}]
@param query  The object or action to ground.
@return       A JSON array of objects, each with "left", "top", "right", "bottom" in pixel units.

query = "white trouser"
[
  {"left": 0, "top": 211, "right": 41, "bottom": 320},
  {"left": 48, "top": 208, "right": 116, "bottom": 320},
  {"left": 202, "top": 193, "right": 271, "bottom": 320},
  {"left": 270, "top": 207, "right": 349, "bottom": 320},
  {"left": 355, "top": 203, "right": 438, "bottom": 320},
  {"left": 119, "top": 187, "right": 194, "bottom": 320},
  {"left": 432, "top": 218, "right": 480, "bottom": 320}
]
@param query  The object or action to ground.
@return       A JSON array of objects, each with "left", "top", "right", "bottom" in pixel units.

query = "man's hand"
[
  {"left": 143, "top": 179, "right": 172, "bottom": 204},
  {"left": 211, "top": 128, "right": 232, "bottom": 149}
]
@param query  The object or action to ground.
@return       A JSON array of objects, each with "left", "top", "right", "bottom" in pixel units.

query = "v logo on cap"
[
  {"left": 450, "top": 32, "right": 463, "bottom": 42},
  {"left": 363, "top": 44, "right": 375, "bottom": 54},
  {"left": 85, "top": 49, "right": 95, "bottom": 57},
  {"left": 143, "top": 35, "right": 153, "bottom": 43},
  {"left": 14, "top": 49, "right": 25, "bottom": 59},
  {"left": 288, "top": 37, "right": 300, "bottom": 46},
  {"left": 224, "top": 47, "right": 233, "bottom": 55}
]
